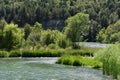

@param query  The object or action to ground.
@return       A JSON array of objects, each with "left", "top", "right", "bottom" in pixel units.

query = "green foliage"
[
  {"left": 0, "top": 19, "right": 7, "bottom": 49},
  {"left": 41, "top": 29, "right": 56, "bottom": 46},
  {"left": 0, "top": 51, "right": 8, "bottom": 58},
  {"left": 88, "top": 20, "right": 101, "bottom": 42},
  {"left": 1, "top": 0, "right": 120, "bottom": 42},
  {"left": 9, "top": 50, "right": 22, "bottom": 57},
  {"left": 56, "top": 55, "right": 102, "bottom": 68},
  {"left": 72, "top": 43, "right": 81, "bottom": 49},
  {"left": 73, "top": 59, "right": 82, "bottom": 66},
  {"left": 0, "top": 30, "right": 3, "bottom": 48},
  {"left": 47, "top": 44, "right": 59, "bottom": 49},
  {"left": 55, "top": 31, "right": 70, "bottom": 48},
  {"left": 22, "top": 50, "right": 64, "bottom": 57},
  {"left": 64, "top": 48, "right": 99, "bottom": 57},
  {"left": 2, "top": 23, "right": 24, "bottom": 50},
  {"left": 21, "top": 50, "right": 34, "bottom": 57},
  {"left": 0, "top": 49, "right": 65, "bottom": 58},
  {"left": 24, "top": 23, "right": 31, "bottom": 40},
  {"left": 0, "top": 18, "right": 7, "bottom": 30},
  {"left": 95, "top": 44, "right": 120, "bottom": 79},
  {"left": 27, "top": 22, "right": 43, "bottom": 49},
  {"left": 24, "top": 23, "right": 70, "bottom": 49},
  {"left": 40, "top": 29, "right": 70, "bottom": 48},
  {"left": 64, "top": 13, "right": 90, "bottom": 42},
  {"left": 97, "top": 20, "right": 120, "bottom": 43}
]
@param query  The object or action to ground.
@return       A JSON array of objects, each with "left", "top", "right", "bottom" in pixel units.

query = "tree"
[
  {"left": 88, "top": 20, "right": 101, "bottom": 42},
  {"left": 64, "top": 13, "right": 90, "bottom": 42},
  {"left": 0, "top": 18, "right": 7, "bottom": 30},
  {"left": 24, "top": 23, "right": 31, "bottom": 40},
  {"left": 55, "top": 31, "right": 70, "bottom": 48},
  {"left": 2, "top": 23, "right": 24, "bottom": 50},
  {"left": 0, "top": 19, "right": 7, "bottom": 49},
  {"left": 27, "top": 22, "right": 43, "bottom": 49},
  {"left": 95, "top": 44, "right": 120, "bottom": 79},
  {"left": 96, "top": 20, "right": 120, "bottom": 43},
  {"left": 0, "top": 29, "right": 3, "bottom": 48},
  {"left": 96, "top": 28, "right": 106, "bottom": 43},
  {"left": 40, "top": 29, "right": 56, "bottom": 46}
]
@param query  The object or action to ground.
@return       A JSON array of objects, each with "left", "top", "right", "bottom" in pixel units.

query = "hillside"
[{"left": 0, "top": 0, "right": 120, "bottom": 41}]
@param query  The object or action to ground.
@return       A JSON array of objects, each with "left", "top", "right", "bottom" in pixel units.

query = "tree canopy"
[
  {"left": 1, "top": 0, "right": 120, "bottom": 47},
  {"left": 64, "top": 13, "right": 90, "bottom": 42},
  {"left": 0, "top": 23, "right": 24, "bottom": 50},
  {"left": 97, "top": 20, "right": 120, "bottom": 43}
]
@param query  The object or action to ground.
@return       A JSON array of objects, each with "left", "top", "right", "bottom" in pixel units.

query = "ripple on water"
[{"left": 0, "top": 58, "right": 114, "bottom": 80}]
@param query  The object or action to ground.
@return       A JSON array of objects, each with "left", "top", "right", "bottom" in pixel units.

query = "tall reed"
[
  {"left": 95, "top": 44, "right": 120, "bottom": 79},
  {"left": 56, "top": 55, "right": 102, "bottom": 68}
]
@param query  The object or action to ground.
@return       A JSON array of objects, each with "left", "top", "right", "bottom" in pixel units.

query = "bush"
[
  {"left": 64, "top": 49, "right": 96, "bottom": 57},
  {"left": 47, "top": 44, "right": 59, "bottom": 49},
  {"left": 95, "top": 44, "right": 120, "bottom": 79},
  {"left": 0, "top": 51, "right": 8, "bottom": 58},
  {"left": 22, "top": 50, "right": 65, "bottom": 57},
  {"left": 62, "top": 56, "right": 74, "bottom": 65},
  {"left": 9, "top": 50, "right": 22, "bottom": 57},
  {"left": 56, "top": 36, "right": 70, "bottom": 49},
  {"left": 81, "top": 57, "right": 102, "bottom": 68},
  {"left": 72, "top": 43, "right": 80, "bottom": 49},
  {"left": 56, "top": 55, "right": 102, "bottom": 68},
  {"left": 73, "top": 59, "right": 82, "bottom": 66},
  {"left": 22, "top": 50, "right": 35, "bottom": 57}
]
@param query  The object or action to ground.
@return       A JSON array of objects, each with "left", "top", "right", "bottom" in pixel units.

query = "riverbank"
[
  {"left": 0, "top": 47, "right": 99, "bottom": 58},
  {"left": 0, "top": 57, "right": 113, "bottom": 80},
  {"left": 56, "top": 55, "right": 102, "bottom": 69},
  {"left": 0, "top": 48, "right": 102, "bottom": 69},
  {"left": 0, "top": 46, "right": 117, "bottom": 79}
]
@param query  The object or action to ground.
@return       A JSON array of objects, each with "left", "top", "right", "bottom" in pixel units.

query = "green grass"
[
  {"left": 9, "top": 50, "right": 22, "bottom": 57},
  {"left": 0, "top": 47, "right": 99, "bottom": 58},
  {"left": 21, "top": 50, "right": 65, "bottom": 57},
  {"left": 56, "top": 55, "right": 102, "bottom": 68},
  {"left": 64, "top": 48, "right": 100, "bottom": 57},
  {"left": 95, "top": 44, "right": 120, "bottom": 79},
  {"left": 0, "top": 49, "right": 65, "bottom": 57},
  {"left": 0, "top": 51, "right": 8, "bottom": 58}
]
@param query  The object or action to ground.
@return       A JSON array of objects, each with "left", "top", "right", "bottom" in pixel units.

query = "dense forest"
[
  {"left": 0, "top": 0, "right": 120, "bottom": 50},
  {"left": 0, "top": 0, "right": 120, "bottom": 42},
  {"left": 1, "top": 1, "right": 120, "bottom": 79}
]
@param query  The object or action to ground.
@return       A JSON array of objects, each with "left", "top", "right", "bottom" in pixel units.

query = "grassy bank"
[
  {"left": 56, "top": 55, "right": 102, "bottom": 69},
  {"left": 95, "top": 44, "right": 120, "bottom": 79},
  {"left": 64, "top": 48, "right": 99, "bottom": 57},
  {"left": 0, "top": 48, "right": 99, "bottom": 57},
  {"left": 0, "top": 50, "right": 62, "bottom": 58},
  {"left": 0, "top": 51, "right": 8, "bottom": 58},
  {"left": 8, "top": 50, "right": 64, "bottom": 57}
]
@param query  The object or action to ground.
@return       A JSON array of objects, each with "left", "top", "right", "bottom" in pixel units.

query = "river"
[{"left": 0, "top": 58, "right": 113, "bottom": 80}]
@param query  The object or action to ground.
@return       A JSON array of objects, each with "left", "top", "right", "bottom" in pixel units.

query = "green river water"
[{"left": 0, "top": 58, "right": 113, "bottom": 80}]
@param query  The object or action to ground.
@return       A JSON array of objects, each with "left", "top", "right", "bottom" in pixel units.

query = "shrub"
[
  {"left": 47, "top": 44, "right": 59, "bottom": 49},
  {"left": 0, "top": 51, "right": 8, "bottom": 58},
  {"left": 81, "top": 57, "right": 102, "bottom": 68},
  {"left": 22, "top": 50, "right": 34, "bottom": 57},
  {"left": 56, "top": 36, "right": 70, "bottom": 49},
  {"left": 9, "top": 50, "right": 22, "bottom": 57},
  {"left": 72, "top": 43, "right": 80, "bottom": 49},
  {"left": 95, "top": 44, "right": 120, "bottom": 79},
  {"left": 22, "top": 50, "right": 65, "bottom": 57},
  {"left": 56, "top": 55, "right": 102, "bottom": 68},
  {"left": 64, "top": 49, "right": 96, "bottom": 57},
  {"left": 62, "top": 56, "right": 74, "bottom": 65},
  {"left": 56, "top": 58, "right": 63, "bottom": 64},
  {"left": 73, "top": 59, "right": 82, "bottom": 66}
]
